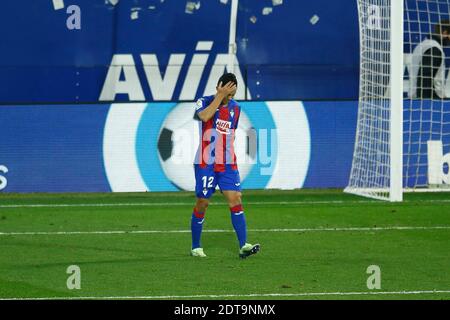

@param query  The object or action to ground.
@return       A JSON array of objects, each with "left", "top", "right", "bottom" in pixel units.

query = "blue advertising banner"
[
  {"left": 0, "top": 0, "right": 360, "bottom": 103},
  {"left": 2, "top": 100, "right": 447, "bottom": 193},
  {"left": 0, "top": 105, "right": 110, "bottom": 192},
  {"left": 2, "top": 1, "right": 450, "bottom": 104},
  {"left": 0, "top": 101, "right": 358, "bottom": 192}
]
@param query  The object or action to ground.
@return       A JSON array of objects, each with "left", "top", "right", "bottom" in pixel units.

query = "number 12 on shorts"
[{"left": 202, "top": 176, "right": 214, "bottom": 188}]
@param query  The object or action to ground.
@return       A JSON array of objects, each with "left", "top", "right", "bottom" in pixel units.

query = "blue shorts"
[{"left": 194, "top": 165, "right": 242, "bottom": 199}]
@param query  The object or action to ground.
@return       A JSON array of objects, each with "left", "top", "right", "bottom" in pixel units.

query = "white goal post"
[{"left": 346, "top": 0, "right": 450, "bottom": 201}]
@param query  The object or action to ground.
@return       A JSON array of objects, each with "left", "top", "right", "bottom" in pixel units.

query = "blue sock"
[
  {"left": 191, "top": 208, "right": 205, "bottom": 249},
  {"left": 230, "top": 204, "right": 247, "bottom": 248}
]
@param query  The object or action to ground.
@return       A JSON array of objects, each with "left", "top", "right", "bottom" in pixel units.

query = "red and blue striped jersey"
[{"left": 194, "top": 95, "right": 241, "bottom": 172}]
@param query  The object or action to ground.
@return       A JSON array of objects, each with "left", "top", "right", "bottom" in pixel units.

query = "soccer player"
[{"left": 190, "top": 73, "right": 260, "bottom": 259}]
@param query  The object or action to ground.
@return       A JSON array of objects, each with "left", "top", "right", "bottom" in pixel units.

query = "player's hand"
[{"left": 217, "top": 81, "right": 237, "bottom": 97}]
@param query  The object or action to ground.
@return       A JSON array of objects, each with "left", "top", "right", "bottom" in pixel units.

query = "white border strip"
[
  {"left": 265, "top": 101, "right": 311, "bottom": 189},
  {"left": 1, "top": 290, "right": 450, "bottom": 300},
  {"left": 1, "top": 226, "right": 449, "bottom": 236},
  {"left": 103, "top": 103, "right": 148, "bottom": 192}
]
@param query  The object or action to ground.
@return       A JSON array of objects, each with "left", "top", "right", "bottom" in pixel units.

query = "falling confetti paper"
[
  {"left": 310, "top": 14, "right": 320, "bottom": 25},
  {"left": 52, "top": 0, "right": 64, "bottom": 10},
  {"left": 262, "top": 7, "right": 273, "bottom": 15},
  {"left": 185, "top": 1, "right": 201, "bottom": 14},
  {"left": 131, "top": 10, "right": 139, "bottom": 20},
  {"left": 272, "top": 0, "right": 283, "bottom": 6}
]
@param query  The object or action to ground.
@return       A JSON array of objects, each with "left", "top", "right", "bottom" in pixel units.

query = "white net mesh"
[
  {"left": 404, "top": 0, "right": 450, "bottom": 190},
  {"left": 346, "top": 0, "right": 393, "bottom": 200},
  {"left": 347, "top": 0, "right": 450, "bottom": 201}
]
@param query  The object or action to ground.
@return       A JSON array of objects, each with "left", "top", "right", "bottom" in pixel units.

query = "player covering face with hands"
[{"left": 190, "top": 73, "right": 260, "bottom": 259}]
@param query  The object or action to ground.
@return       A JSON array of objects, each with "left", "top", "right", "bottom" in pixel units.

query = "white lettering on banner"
[
  {"left": 99, "top": 55, "right": 145, "bottom": 101},
  {"left": 428, "top": 140, "right": 450, "bottom": 185},
  {"left": 0, "top": 165, "right": 8, "bottom": 191},
  {"left": 141, "top": 54, "right": 185, "bottom": 100},
  {"left": 99, "top": 41, "right": 250, "bottom": 101},
  {"left": 216, "top": 119, "right": 231, "bottom": 135},
  {"left": 179, "top": 45, "right": 211, "bottom": 101}
]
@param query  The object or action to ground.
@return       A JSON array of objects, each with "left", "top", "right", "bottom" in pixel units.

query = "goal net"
[{"left": 346, "top": 0, "right": 450, "bottom": 201}]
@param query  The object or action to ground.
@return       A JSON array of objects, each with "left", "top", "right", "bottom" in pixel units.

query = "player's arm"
[{"left": 197, "top": 82, "right": 237, "bottom": 122}]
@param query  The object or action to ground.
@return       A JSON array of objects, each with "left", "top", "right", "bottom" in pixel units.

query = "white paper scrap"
[{"left": 53, "top": 0, "right": 64, "bottom": 10}]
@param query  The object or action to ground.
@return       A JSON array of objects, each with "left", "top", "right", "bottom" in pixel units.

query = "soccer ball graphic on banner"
[{"left": 157, "top": 103, "right": 256, "bottom": 191}]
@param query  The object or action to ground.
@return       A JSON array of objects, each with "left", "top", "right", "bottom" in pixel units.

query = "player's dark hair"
[{"left": 217, "top": 73, "right": 237, "bottom": 87}]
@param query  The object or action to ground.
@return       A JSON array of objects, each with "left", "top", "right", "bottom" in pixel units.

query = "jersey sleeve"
[
  {"left": 195, "top": 97, "right": 209, "bottom": 116},
  {"left": 235, "top": 104, "right": 241, "bottom": 129}
]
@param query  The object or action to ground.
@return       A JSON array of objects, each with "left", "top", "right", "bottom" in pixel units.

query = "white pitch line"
[
  {"left": 1, "top": 198, "right": 450, "bottom": 208},
  {"left": 1, "top": 290, "right": 450, "bottom": 300},
  {"left": 0, "top": 226, "right": 449, "bottom": 236}
]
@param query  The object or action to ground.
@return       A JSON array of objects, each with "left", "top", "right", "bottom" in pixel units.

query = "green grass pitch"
[{"left": 0, "top": 190, "right": 449, "bottom": 300}]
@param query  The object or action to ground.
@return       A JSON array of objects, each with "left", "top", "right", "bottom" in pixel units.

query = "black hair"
[{"left": 217, "top": 73, "right": 237, "bottom": 87}]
